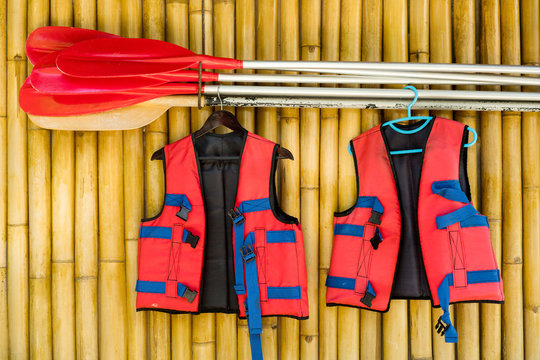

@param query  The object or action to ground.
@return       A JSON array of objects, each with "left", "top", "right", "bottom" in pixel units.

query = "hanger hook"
[
  {"left": 404, "top": 85, "right": 419, "bottom": 118},
  {"left": 217, "top": 85, "right": 223, "bottom": 110}
]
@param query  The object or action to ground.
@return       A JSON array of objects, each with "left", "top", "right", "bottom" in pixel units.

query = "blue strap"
[
  {"left": 437, "top": 269, "right": 501, "bottom": 343},
  {"left": 164, "top": 194, "right": 193, "bottom": 209},
  {"left": 325, "top": 275, "right": 355, "bottom": 290},
  {"left": 242, "top": 238, "right": 263, "bottom": 360},
  {"left": 334, "top": 224, "right": 364, "bottom": 237},
  {"left": 266, "top": 230, "right": 296, "bottom": 243},
  {"left": 356, "top": 196, "right": 384, "bottom": 214},
  {"left": 366, "top": 281, "right": 376, "bottom": 297},
  {"left": 233, "top": 216, "right": 246, "bottom": 295},
  {"left": 436, "top": 204, "right": 478, "bottom": 229},
  {"left": 432, "top": 180, "right": 470, "bottom": 203},
  {"left": 239, "top": 198, "right": 271, "bottom": 213},
  {"left": 461, "top": 214, "right": 489, "bottom": 228},
  {"left": 139, "top": 226, "right": 172, "bottom": 239},
  {"left": 135, "top": 280, "right": 189, "bottom": 297},
  {"left": 267, "top": 286, "right": 301, "bottom": 299}
]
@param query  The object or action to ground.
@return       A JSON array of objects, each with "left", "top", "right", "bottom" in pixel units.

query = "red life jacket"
[
  {"left": 326, "top": 117, "right": 503, "bottom": 343},
  {"left": 136, "top": 131, "right": 308, "bottom": 359}
]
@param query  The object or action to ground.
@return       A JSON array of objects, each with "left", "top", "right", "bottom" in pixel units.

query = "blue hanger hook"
[{"left": 404, "top": 85, "right": 419, "bottom": 118}]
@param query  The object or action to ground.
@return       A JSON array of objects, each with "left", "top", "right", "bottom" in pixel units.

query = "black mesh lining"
[
  {"left": 381, "top": 119, "right": 434, "bottom": 299},
  {"left": 193, "top": 132, "right": 245, "bottom": 313}
]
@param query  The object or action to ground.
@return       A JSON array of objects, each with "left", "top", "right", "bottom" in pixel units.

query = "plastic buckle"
[
  {"left": 240, "top": 243, "right": 255, "bottom": 263},
  {"left": 370, "top": 230, "right": 382, "bottom": 250},
  {"left": 184, "top": 231, "right": 200, "bottom": 248},
  {"left": 435, "top": 317, "right": 450, "bottom": 336},
  {"left": 360, "top": 292, "right": 375, "bottom": 307},
  {"left": 368, "top": 210, "right": 382, "bottom": 225},
  {"left": 176, "top": 205, "right": 190, "bottom": 221},
  {"left": 182, "top": 288, "right": 197, "bottom": 303},
  {"left": 228, "top": 207, "right": 245, "bottom": 225}
]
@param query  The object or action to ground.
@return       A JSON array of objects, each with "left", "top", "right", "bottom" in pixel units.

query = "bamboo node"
[{"left": 303, "top": 335, "right": 314, "bottom": 343}]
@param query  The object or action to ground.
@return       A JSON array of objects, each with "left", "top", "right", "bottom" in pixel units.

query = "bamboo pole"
[
  {"left": 97, "top": 2, "right": 128, "bottom": 359},
  {"left": 338, "top": 1, "right": 361, "bottom": 358},
  {"left": 453, "top": 1, "right": 481, "bottom": 358},
  {"left": 382, "top": 1, "right": 408, "bottom": 358},
  {"left": 0, "top": 0, "right": 7, "bottom": 356},
  {"left": 50, "top": 3, "right": 76, "bottom": 359},
  {"left": 166, "top": 1, "right": 192, "bottom": 358},
  {"left": 319, "top": 1, "right": 339, "bottom": 358},
  {"left": 7, "top": 0, "right": 28, "bottom": 357},
  {"left": 121, "top": 1, "right": 147, "bottom": 360},
  {"left": 501, "top": 1, "right": 524, "bottom": 359},
  {"left": 236, "top": 2, "right": 255, "bottom": 357},
  {"left": 521, "top": 1, "right": 540, "bottom": 358},
  {"left": 73, "top": 2, "right": 100, "bottom": 359},
  {"left": 278, "top": 1, "right": 300, "bottom": 359},
  {"left": 481, "top": 1, "right": 503, "bottom": 359},
  {"left": 213, "top": 1, "right": 237, "bottom": 358},
  {"left": 408, "top": 3, "right": 432, "bottom": 358},
  {"left": 27, "top": 1, "right": 52, "bottom": 359},
  {"left": 299, "top": 0, "right": 321, "bottom": 358},
  {"left": 143, "top": 1, "right": 172, "bottom": 359}
]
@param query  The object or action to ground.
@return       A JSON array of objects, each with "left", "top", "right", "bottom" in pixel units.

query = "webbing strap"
[
  {"left": 432, "top": 180, "right": 470, "bottom": 203},
  {"left": 233, "top": 215, "right": 246, "bottom": 295},
  {"left": 334, "top": 224, "right": 364, "bottom": 237},
  {"left": 436, "top": 204, "right": 477, "bottom": 229},
  {"left": 135, "top": 280, "right": 197, "bottom": 303},
  {"left": 355, "top": 196, "right": 384, "bottom": 213},
  {"left": 436, "top": 269, "right": 501, "bottom": 343},
  {"left": 242, "top": 238, "right": 263, "bottom": 360}
]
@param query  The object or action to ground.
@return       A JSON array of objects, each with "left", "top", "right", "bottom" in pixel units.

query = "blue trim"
[
  {"left": 437, "top": 269, "right": 501, "bottom": 343},
  {"left": 334, "top": 224, "right": 364, "bottom": 237},
  {"left": 366, "top": 281, "right": 376, "bottom": 297},
  {"left": 266, "top": 230, "right": 296, "bottom": 243},
  {"left": 432, "top": 180, "right": 470, "bottom": 203},
  {"left": 135, "top": 280, "right": 189, "bottom": 297},
  {"left": 233, "top": 219, "right": 246, "bottom": 295},
  {"left": 164, "top": 194, "right": 192, "bottom": 210},
  {"left": 461, "top": 214, "right": 489, "bottom": 228},
  {"left": 239, "top": 198, "right": 271, "bottom": 213},
  {"left": 267, "top": 286, "right": 301, "bottom": 300},
  {"left": 325, "top": 275, "right": 355, "bottom": 290},
  {"left": 139, "top": 226, "right": 172, "bottom": 239},
  {"left": 356, "top": 196, "right": 384, "bottom": 214},
  {"left": 389, "top": 148, "right": 424, "bottom": 155},
  {"left": 436, "top": 204, "right": 478, "bottom": 229}
]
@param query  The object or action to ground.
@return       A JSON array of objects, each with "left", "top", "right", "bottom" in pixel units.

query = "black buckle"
[
  {"left": 184, "top": 231, "right": 199, "bottom": 248},
  {"left": 360, "top": 292, "right": 375, "bottom": 307},
  {"left": 435, "top": 317, "right": 450, "bottom": 336},
  {"left": 240, "top": 243, "right": 255, "bottom": 263},
  {"left": 176, "top": 205, "right": 190, "bottom": 221},
  {"left": 370, "top": 231, "right": 382, "bottom": 250},
  {"left": 368, "top": 210, "right": 382, "bottom": 225},
  {"left": 182, "top": 288, "right": 197, "bottom": 303},
  {"left": 227, "top": 207, "right": 245, "bottom": 225}
]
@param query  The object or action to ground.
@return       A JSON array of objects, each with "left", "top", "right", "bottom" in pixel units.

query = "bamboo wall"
[{"left": 1, "top": 0, "right": 539, "bottom": 359}]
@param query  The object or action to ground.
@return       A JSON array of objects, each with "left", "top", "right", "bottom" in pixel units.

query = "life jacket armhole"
[
  {"left": 141, "top": 153, "right": 167, "bottom": 222},
  {"left": 334, "top": 139, "right": 359, "bottom": 218},
  {"left": 269, "top": 144, "right": 299, "bottom": 225}
]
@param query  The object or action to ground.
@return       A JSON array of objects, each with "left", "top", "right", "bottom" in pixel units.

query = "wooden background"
[{"left": 1, "top": 0, "right": 539, "bottom": 359}]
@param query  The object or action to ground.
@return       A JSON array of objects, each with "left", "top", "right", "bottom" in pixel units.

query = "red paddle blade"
[
  {"left": 20, "top": 79, "right": 202, "bottom": 116},
  {"left": 26, "top": 26, "right": 120, "bottom": 65},
  {"left": 56, "top": 38, "right": 242, "bottom": 77}
]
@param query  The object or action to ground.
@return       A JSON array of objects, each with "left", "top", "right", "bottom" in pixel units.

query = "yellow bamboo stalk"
[
  {"left": 165, "top": 1, "right": 192, "bottom": 358},
  {"left": 521, "top": 1, "right": 540, "bottom": 358},
  {"left": 407, "top": 3, "right": 432, "bottom": 358},
  {"left": 453, "top": 2, "right": 480, "bottom": 358},
  {"left": 50, "top": 5, "right": 76, "bottom": 358},
  {"left": 382, "top": 1, "right": 408, "bottom": 358},
  {"left": 299, "top": 1, "right": 321, "bottom": 358},
  {"left": 120, "top": 2, "right": 147, "bottom": 360},
  {"left": 7, "top": 0, "right": 28, "bottom": 357},
  {"left": 97, "top": 2, "right": 127, "bottom": 359},
  {"left": 236, "top": 2, "right": 255, "bottom": 357},
  {"left": 143, "top": 1, "right": 171, "bottom": 359},
  {"left": 319, "top": 2, "right": 340, "bottom": 358},
  {"left": 500, "top": 1, "right": 524, "bottom": 358},
  {"left": 480, "top": 2, "right": 503, "bottom": 358},
  {"left": 338, "top": 1, "right": 362, "bottom": 358},
  {"left": 27, "top": 1, "right": 52, "bottom": 359},
  {"left": 235, "top": 0, "right": 255, "bottom": 131},
  {"left": 278, "top": 1, "right": 300, "bottom": 359},
  {"left": 0, "top": 0, "right": 7, "bottom": 356}
]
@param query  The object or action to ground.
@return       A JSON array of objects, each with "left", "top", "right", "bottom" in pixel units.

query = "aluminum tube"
[
  {"left": 242, "top": 60, "right": 540, "bottom": 75},
  {"left": 218, "top": 73, "right": 493, "bottom": 85},
  {"left": 202, "top": 96, "right": 540, "bottom": 112},
  {"left": 204, "top": 85, "right": 540, "bottom": 102}
]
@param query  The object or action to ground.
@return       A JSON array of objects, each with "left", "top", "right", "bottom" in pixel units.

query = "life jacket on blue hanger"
[
  {"left": 325, "top": 117, "right": 504, "bottom": 343},
  {"left": 136, "top": 130, "right": 309, "bottom": 360}
]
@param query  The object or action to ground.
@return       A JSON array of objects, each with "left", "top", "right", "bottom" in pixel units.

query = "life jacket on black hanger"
[
  {"left": 325, "top": 117, "right": 504, "bottom": 343},
  {"left": 136, "top": 130, "right": 308, "bottom": 360}
]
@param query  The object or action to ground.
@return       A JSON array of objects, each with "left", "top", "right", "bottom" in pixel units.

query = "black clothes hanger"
[{"left": 151, "top": 110, "right": 294, "bottom": 160}]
